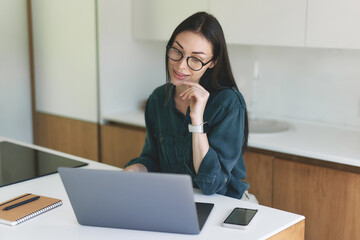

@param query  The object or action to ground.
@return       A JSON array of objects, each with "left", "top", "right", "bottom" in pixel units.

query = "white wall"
[
  {"left": 98, "top": 0, "right": 165, "bottom": 118},
  {"left": 0, "top": 0, "right": 33, "bottom": 143},
  {"left": 97, "top": 1, "right": 360, "bottom": 129},
  {"left": 227, "top": 45, "right": 360, "bottom": 128},
  {"left": 98, "top": 1, "right": 360, "bottom": 129},
  {"left": 32, "top": 0, "right": 98, "bottom": 123}
]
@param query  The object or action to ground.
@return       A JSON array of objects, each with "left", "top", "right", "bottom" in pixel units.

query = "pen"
[
  {"left": 3, "top": 196, "right": 40, "bottom": 211},
  {"left": 0, "top": 193, "right": 31, "bottom": 207}
]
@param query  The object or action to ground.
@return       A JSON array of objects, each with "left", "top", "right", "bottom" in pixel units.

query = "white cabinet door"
[
  {"left": 132, "top": 0, "right": 208, "bottom": 41},
  {"left": 32, "top": 0, "right": 98, "bottom": 123},
  {"left": 306, "top": 0, "right": 360, "bottom": 49},
  {"left": 209, "top": 0, "right": 307, "bottom": 47}
]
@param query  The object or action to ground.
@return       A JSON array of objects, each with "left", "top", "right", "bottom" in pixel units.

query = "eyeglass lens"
[{"left": 167, "top": 47, "right": 204, "bottom": 71}]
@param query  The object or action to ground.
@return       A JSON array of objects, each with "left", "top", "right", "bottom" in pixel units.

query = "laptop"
[{"left": 58, "top": 167, "right": 214, "bottom": 234}]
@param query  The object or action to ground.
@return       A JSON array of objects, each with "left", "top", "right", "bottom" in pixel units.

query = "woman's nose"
[{"left": 178, "top": 57, "right": 188, "bottom": 69}]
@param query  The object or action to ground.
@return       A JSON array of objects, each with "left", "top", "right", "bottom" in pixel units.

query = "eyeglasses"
[{"left": 166, "top": 46, "right": 213, "bottom": 71}]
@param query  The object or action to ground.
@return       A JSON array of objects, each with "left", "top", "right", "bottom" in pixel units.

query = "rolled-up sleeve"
[{"left": 194, "top": 106, "right": 246, "bottom": 196}]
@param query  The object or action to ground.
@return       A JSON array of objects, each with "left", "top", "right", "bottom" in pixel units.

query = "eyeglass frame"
[{"left": 166, "top": 46, "right": 214, "bottom": 71}]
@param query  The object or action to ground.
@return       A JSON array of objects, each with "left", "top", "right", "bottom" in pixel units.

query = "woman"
[{"left": 125, "top": 12, "right": 257, "bottom": 202}]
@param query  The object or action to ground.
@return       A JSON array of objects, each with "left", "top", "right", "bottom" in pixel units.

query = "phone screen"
[{"left": 223, "top": 208, "right": 258, "bottom": 226}]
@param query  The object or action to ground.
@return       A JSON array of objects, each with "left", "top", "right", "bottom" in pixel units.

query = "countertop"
[
  {"left": 103, "top": 110, "right": 360, "bottom": 168},
  {"left": 0, "top": 137, "right": 304, "bottom": 240}
]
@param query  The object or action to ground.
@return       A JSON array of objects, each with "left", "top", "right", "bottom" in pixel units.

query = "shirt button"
[{"left": 224, "top": 178, "right": 228, "bottom": 183}]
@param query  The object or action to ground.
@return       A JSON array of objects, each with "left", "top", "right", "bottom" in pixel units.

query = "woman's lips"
[{"left": 173, "top": 69, "right": 189, "bottom": 80}]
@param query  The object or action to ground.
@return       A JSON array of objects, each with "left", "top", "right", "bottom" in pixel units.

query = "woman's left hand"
[{"left": 180, "top": 82, "right": 209, "bottom": 125}]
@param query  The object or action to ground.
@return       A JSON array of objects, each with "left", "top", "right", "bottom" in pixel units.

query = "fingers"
[
  {"left": 124, "top": 163, "right": 148, "bottom": 172},
  {"left": 179, "top": 83, "right": 209, "bottom": 101},
  {"left": 180, "top": 88, "right": 207, "bottom": 101},
  {"left": 178, "top": 83, "right": 209, "bottom": 122}
]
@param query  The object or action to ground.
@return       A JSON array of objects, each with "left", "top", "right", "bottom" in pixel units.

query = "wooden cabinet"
[
  {"left": 132, "top": 0, "right": 208, "bottom": 41},
  {"left": 244, "top": 151, "right": 274, "bottom": 206},
  {"left": 100, "top": 124, "right": 146, "bottom": 168},
  {"left": 32, "top": 1, "right": 100, "bottom": 157},
  {"left": 34, "top": 112, "right": 99, "bottom": 161},
  {"left": 244, "top": 149, "right": 360, "bottom": 240},
  {"left": 268, "top": 219, "right": 305, "bottom": 240},
  {"left": 306, "top": 0, "right": 360, "bottom": 49},
  {"left": 209, "top": 0, "right": 307, "bottom": 47},
  {"left": 273, "top": 158, "right": 360, "bottom": 240}
]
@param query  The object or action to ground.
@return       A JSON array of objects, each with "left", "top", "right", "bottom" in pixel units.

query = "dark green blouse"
[{"left": 125, "top": 84, "right": 249, "bottom": 199}]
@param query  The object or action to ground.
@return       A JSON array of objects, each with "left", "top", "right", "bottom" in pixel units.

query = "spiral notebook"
[{"left": 0, "top": 193, "right": 62, "bottom": 226}]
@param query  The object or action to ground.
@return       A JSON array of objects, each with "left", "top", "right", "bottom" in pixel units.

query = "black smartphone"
[{"left": 222, "top": 207, "right": 258, "bottom": 229}]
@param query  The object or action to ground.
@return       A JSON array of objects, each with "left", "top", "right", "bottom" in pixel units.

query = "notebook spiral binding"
[{"left": 15, "top": 201, "right": 63, "bottom": 225}]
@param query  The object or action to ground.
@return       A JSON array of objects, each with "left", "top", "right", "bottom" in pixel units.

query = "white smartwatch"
[{"left": 188, "top": 122, "right": 209, "bottom": 134}]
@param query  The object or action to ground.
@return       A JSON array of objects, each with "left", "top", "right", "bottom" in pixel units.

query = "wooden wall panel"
[
  {"left": 100, "top": 124, "right": 146, "bottom": 168},
  {"left": 34, "top": 112, "right": 99, "bottom": 161},
  {"left": 244, "top": 151, "right": 274, "bottom": 206},
  {"left": 273, "top": 158, "right": 360, "bottom": 240}
]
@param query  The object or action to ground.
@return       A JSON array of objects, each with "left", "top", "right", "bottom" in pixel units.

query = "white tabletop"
[{"left": 0, "top": 137, "right": 304, "bottom": 240}]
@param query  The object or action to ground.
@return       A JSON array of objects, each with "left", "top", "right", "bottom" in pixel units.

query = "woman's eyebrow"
[
  {"left": 175, "top": 41, "right": 206, "bottom": 55},
  {"left": 192, "top": 51, "right": 206, "bottom": 55}
]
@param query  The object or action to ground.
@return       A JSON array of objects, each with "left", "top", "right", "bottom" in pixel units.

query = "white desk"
[{"left": 0, "top": 138, "right": 304, "bottom": 240}]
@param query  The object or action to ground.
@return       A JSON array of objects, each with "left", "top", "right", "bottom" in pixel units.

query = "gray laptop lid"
[{"left": 58, "top": 167, "right": 212, "bottom": 234}]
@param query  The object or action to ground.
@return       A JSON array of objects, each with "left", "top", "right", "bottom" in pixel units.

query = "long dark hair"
[{"left": 165, "top": 12, "right": 249, "bottom": 154}]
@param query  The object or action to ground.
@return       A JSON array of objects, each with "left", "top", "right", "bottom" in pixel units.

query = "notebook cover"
[{"left": 0, "top": 193, "right": 62, "bottom": 226}]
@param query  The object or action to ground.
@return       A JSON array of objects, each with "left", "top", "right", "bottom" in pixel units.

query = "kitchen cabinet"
[
  {"left": 132, "top": 0, "right": 208, "bottom": 41},
  {"left": 132, "top": 0, "right": 360, "bottom": 50},
  {"left": 34, "top": 112, "right": 99, "bottom": 161},
  {"left": 244, "top": 149, "right": 360, "bottom": 240},
  {"left": 306, "top": 0, "right": 360, "bottom": 49},
  {"left": 273, "top": 157, "right": 360, "bottom": 240},
  {"left": 31, "top": 1, "right": 99, "bottom": 159},
  {"left": 31, "top": 0, "right": 98, "bottom": 123},
  {"left": 208, "top": 0, "right": 307, "bottom": 47},
  {"left": 133, "top": 0, "right": 307, "bottom": 47},
  {"left": 243, "top": 151, "right": 274, "bottom": 207},
  {"left": 100, "top": 124, "right": 146, "bottom": 168}
]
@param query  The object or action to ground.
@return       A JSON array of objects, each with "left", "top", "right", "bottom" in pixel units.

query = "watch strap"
[{"left": 188, "top": 122, "right": 208, "bottom": 133}]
